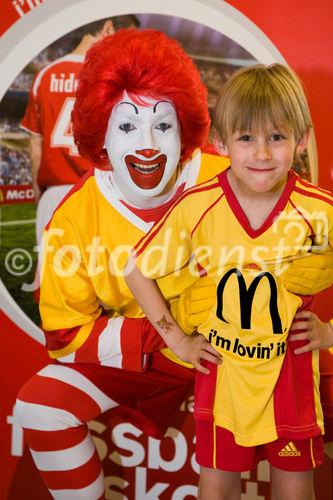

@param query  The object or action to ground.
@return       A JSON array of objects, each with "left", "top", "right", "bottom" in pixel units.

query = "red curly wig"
[{"left": 72, "top": 29, "right": 210, "bottom": 167}]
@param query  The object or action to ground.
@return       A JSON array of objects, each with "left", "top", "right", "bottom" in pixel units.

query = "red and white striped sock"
[{"left": 16, "top": 364, "right": 118, "bottom": 498}]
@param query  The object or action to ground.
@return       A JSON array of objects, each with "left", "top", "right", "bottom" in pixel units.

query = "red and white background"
[{"left": 0, "top": 1, "right": 332, "bottom": 498}]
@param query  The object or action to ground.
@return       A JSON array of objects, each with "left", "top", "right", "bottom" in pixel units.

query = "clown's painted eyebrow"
[
  {"left": 115, "top": 101, "right": 139, "bottom": 114},
  {"left": 153, "top": 100, "right": 171, "bottom": 113}
]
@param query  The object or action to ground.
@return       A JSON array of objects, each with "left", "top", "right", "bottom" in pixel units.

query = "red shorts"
[
  {"left": 320, "top": 349, "right": 333, "bottom": 442},
  {"left": 196, "top": 421, "right": 324, "bottom": 472}
]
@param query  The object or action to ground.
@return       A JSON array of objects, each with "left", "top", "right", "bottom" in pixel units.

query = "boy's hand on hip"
[
  {"left": 290, "top": 311, "right": 333, "bottom": 353},
  {"left": 175, "top": 333, "right": 222, "bottom": 374}
]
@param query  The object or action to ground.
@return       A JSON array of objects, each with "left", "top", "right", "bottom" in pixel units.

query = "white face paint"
[{"left": 104, "top": 93, "right": 181, "bottom": 202}]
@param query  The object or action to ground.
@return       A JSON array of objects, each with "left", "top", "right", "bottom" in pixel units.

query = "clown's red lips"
[{"left": 125, "top": 154, "right": 167, "bottom": 189}]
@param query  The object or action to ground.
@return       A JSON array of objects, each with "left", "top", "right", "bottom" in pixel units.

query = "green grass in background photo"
[{"left": 0, "top": 203, "right": 40, "bottom": 325}]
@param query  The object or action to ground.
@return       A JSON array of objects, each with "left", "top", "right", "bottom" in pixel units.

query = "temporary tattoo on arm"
[{"left": 156, "top": 315, "right": 173, "bottom": 333}]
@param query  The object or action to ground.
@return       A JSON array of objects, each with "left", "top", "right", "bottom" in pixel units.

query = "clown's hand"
[
  {"left": 170, "top": 276, "right": 216, "bottom": 334},
  {"left": 283, "top": 253, "right": 333, "bottom": 295}
]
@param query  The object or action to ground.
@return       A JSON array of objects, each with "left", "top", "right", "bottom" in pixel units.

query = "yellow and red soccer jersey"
[
  {"left": 21, "top": 55, "right": 90, "bottom": 189},
  {"left": 39, "top": 149, "right": 229, "bottom": 366},
  {"left": 135, "top": 168, "right": 333, "bottom": 446}
]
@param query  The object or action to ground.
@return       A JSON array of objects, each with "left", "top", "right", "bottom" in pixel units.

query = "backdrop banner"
[{"left": 1, "top": 1, "right": 332, "bottom": 499}]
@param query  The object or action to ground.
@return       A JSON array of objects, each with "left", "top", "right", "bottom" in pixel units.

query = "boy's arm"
[
  {"left": 289, "top": 311, "right": 333, "bottom": 354},
  {"left": 125, "top": 256, "right": 221, "bottom": 374},
  {"left": 287, "top": 202, "right": 333, "bottom": 354}
]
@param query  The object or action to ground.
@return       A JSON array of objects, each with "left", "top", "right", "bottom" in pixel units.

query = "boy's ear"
[
  {"left": 296, "top": 129, "right": 310, "bottom": 154},
  {"left": 213, "top": 134, "right": 229, "bottom": 156}
]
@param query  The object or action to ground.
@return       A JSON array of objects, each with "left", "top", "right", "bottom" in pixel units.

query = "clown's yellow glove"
[
  {"left": 170, "top": 276, "right": 216, "bottom": 334},
  {"left": 283, "top": 252, "right": 333, "bottom": 295}
]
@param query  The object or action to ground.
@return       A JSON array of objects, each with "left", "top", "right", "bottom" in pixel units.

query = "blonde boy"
[{"left": 126, "top": 64, "right": 333, "bottom": 500}]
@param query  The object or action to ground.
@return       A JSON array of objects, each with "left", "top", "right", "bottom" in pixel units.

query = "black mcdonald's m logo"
[{"left": 216, "top": 268, "right": 282, "bottom": 334}]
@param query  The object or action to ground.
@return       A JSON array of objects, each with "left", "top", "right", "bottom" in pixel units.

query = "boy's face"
[
  {"left": 104, "top": 92, "right": 181, "bottom": 199},
  {"left": 217, "top": 127, "right": 309, "bottom": 194}
]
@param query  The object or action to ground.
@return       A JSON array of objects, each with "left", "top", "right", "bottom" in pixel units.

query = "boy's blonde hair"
[{"left": 213, "top": 63, "right": 312, "bottom": 144}]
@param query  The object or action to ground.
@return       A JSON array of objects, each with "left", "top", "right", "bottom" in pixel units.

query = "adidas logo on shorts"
[{"left": 278, "top": 441, "right": 301, "bottom": 457}]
